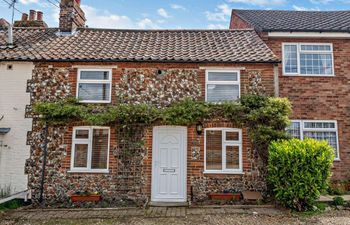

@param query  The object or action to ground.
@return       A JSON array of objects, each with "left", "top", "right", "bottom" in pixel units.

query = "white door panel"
[{"left": 152, "top": 126, "right": 187, "bottom": 202}]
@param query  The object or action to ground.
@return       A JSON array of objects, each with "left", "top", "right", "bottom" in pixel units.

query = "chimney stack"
[
  {"left": 14, "top": 10, "right": 47, "bottom": 28},
  {"left": 59, "top": 0, "right": 86, "bottom": 33},
  {"left": 21, "top": 13, "right": 28, "bottom": 21},
  {"left": 37, "top": 11, "right": 43, "bottom": 21},
  {"left": 29, "top": 10, "right": 36, "bottom": 21}
]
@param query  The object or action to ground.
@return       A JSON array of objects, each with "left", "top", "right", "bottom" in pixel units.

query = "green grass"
[
  {"left": 292, "top": 202, "right": 328, "bottom": 217},
  {"left": 0, "top": 199, "right": 23, "bottom": 211}
]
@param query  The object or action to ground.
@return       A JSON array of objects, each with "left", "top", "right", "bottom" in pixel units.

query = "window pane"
[
  {"left": 206, "top": 130, "right": 222, "bottom": 170},
  {"left": 286, "top": 122, "right": 301, "bottom": 139},
  {"left": 304, "top": 122, "right": 335, "bottom": 129},
  {"left": 284, "top": 45, "right": 298, "bottom": 73},
  {"left": 80, "top": 71, "right": 109, "bottom": 80},
  {"left": 300, "top": 53, "right": 333, "bottom": 75},
  {"left": 208, "top": 72, "right": 238, "bottom": 81},
  {"left": 225, "top": 131, "right": 240, "bottom": 141},
  {"left": 303, "top": 131, "right": 338, "bottom": 158},
  {"left": 75, "top": 130, "right": 89, "bottom": 139},
  {"left": 207, "top": 84, "right": 239, "bottom": 102},
  {"left": 74, "top": 144, "right": 88, "bottom": 168},
  {"left": 226, "top": 145, "right": 240, "bottom": 170},
  {"left": 91, "top": 129, "right": 109, "bottom": 169},
  {"left": 78, "top": 83, "right": 110, "bottom": 101},
  {"left": 301, "top": 45, "right": 331, "bottom": 51}
]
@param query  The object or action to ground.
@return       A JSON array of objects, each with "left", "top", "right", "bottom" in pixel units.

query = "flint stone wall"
[{"left": 26, "top": 65, "right": 267, "bottom": 206}]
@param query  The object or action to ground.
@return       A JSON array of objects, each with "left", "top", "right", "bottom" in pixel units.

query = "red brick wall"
[
  {"left": 229, "top": 12, "right": 253, "bottom": 29},
  {"left": 264, "top": 38, "right": 350, "bottom": 180}
]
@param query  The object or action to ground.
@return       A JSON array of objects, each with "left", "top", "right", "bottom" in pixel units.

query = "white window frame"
[
  {"left": 205, "top": 69, "right": 241, "bottom": 102},
  {"left": 76, "top": 69, "right": 112, "bottom": 103},
  {"left": 282, "top": 43, "right": 334, "bottom": 76},
  {"left": 288, "top": 120, "right": 340, "bottom": 160},
  {"left": 204, "top": 128, "right": 243, "bottom": 174},
  {"left": 70, "top": 126, "right": 110, "bottom": 173}
]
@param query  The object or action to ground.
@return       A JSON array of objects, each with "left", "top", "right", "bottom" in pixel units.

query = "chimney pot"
[
  {"left": 37, "top": 11, "right": 43, "bottom": 21},
  {"left": 29, "top": 10, "right": 36, "bottom": 21},
  {"left": 21, "top": 13, "right": 28, "bottom": 21}
]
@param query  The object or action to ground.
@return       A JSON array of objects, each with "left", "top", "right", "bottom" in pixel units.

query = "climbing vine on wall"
[{"left": 33, "top": 94, "right": 292, "bottom": 165}]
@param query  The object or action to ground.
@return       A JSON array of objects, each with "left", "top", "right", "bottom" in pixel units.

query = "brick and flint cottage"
[
  {"left": 230, "top": 9, "right": 350, "bottom": 181},
  {"left": 0, "top": 0, "right": 349, "bottom": 206},
  {"left": 0, "top": 0, "right": 281, "bottom": 205}
]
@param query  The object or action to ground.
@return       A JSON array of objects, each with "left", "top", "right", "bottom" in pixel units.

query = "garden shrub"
[
  {"left": 268, "top": 138, "right": 335, "bottom": 211},
  {"left": 333, "top": 196, "right": 345, "bottom": 206}
]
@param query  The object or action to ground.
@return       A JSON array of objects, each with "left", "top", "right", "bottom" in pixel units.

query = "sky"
[{"left": 1, "top": 0, "right": 350, "bottom": 29}]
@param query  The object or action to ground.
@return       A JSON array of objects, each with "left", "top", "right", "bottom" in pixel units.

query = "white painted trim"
[
  {"left": 282, "top": 43, "right": 335, "bottom": 76},
  {"left": 73, "top": 65, "right": 118, "bottom": 69},
  {"left": 70, "top": 126, "right": 110, "bottom": 173},
  {"left": 289, "top": 120, "right": 340, "bottom": 160},
  {"left": 151, "top": 126, "right": 187, "bottom": 203},
  {"left": 205, "top": 69, "right": 241, "bottom": 102},
  {"left": 76, "top": 69, "right": 112, "bottom": 104},
  {"left": 199, "top": 66, "right": 246, "bottom": 70},
  {"left": 268, "top": 32, "right": 350, "bottom": 39},
  {"left": 204, "top": 128, "right": 243, "bottom": 174},
  {"left": 0, "top": 190, "right": 29, "bottom": 204}
]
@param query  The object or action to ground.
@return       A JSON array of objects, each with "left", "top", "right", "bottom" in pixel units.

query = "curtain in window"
[{"left": 91, "top": 129, "right": 109, "bottom": 169}]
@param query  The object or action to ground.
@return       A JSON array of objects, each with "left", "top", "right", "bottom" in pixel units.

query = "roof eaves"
[{"left": 0, "top": 58, "right": 281, "bottom": 64}]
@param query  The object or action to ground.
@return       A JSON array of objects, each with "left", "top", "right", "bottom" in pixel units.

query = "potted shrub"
[{"left": 70, "top": 191, "right": 101, "bottom": 203}]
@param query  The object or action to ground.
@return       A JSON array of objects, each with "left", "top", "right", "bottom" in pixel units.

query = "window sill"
[
  {"left": 282, "top": 74, "right": 335, "bottom": 77},
  {"left": 78, "top": 101, "right": 112, "bottom": 104},
  {"left": 203, "top": 171, "right": 244, "bottom": 175},
  {"left": 67, "top": 170, "right": 110, "bottom": 174}
]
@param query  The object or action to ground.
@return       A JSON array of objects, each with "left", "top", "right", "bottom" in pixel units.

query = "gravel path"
[{"left": 0, "top": 208, "right": 349, "bottom": 225}]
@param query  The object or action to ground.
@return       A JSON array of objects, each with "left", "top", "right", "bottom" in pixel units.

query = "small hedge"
[{"left": 268, "top": 138, "right": 335, "bottom": 211}]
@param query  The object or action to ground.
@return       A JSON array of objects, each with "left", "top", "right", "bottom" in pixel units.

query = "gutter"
[{"left": 0, "top": 59, "right": 282, "bottom": 64}]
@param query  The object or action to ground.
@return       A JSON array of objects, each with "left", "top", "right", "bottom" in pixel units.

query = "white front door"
[{"left": 152, "top": 126, "right": 187, "bottom": 202}]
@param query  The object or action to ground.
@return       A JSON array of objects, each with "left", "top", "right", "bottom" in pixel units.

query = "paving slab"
[
  {"left": 3, "top": 205, "right": 285, "bottom": 221},
  {"left": 319, "top": 195, "right": 350, "bottom": 202}
]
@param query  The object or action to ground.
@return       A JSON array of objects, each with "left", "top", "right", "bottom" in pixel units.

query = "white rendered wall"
[{"left": 0, "top": 62, "right": 33, "bottom": 195}]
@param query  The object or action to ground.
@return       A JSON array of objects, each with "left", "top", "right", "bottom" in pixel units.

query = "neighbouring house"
[
  {"left": 0, "top": 19, "right": 9, "bottom": 30},
  {"left": 230, "top": 9, "right": 350, "bottom": 181},
  {"left": 0, "top": 0, "right": 281, "bottom": 205},
  {"left": 0, "top": 9, "right": 48, "bottom": 196}
]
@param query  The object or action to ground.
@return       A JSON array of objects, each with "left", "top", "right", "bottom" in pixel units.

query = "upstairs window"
[
  {"left": 77, "top": 69, "right": 112, "bottom": 103},
  {"left": 71, "top": 127, "right": 110, "bottom": 172},
  {"left": 283, "top": 43, "right": 334, "bottom": 76},
  {"left": 205, "top": 128, "right": 242, "bottom": 173},
  {"left": 205, "top": 70, "right": 240, "bottom": 102},
  {"left": 287, "top": 120, "right": 339, "bottom": 160}
]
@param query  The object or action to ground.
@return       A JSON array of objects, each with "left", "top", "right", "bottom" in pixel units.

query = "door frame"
[{"left": 151, "top": 126, "right": 187, "bottom": 202}]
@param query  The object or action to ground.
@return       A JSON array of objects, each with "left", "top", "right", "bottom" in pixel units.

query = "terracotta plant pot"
[
  {"left": 70, "top": 194, "right": 101, "bottom": 203},
  {"left": 208, "top": 193, "right": 241, "bottom": 201}
]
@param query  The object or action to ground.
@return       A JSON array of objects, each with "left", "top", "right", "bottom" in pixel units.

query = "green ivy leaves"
[{"left": 33, "top": 94, "right": 292, "bottom": 167}]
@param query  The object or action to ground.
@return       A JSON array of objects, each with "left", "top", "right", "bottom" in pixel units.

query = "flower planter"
[
  {"left": 208, "top": 193, "right": 241, "bottom": 201},
  {"left": 70, "top": 194, "right": 101, "bottom": 203}
]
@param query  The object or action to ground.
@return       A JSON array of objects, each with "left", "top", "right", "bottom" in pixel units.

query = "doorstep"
[{"left": 148, "top": 201, "right": 189, "bottom": 207}]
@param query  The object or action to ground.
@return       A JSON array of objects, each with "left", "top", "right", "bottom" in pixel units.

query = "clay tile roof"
[
  {"left": 0, "top": 28, "right": 279, "bottom": 63},
  {"left": 233, "top": 9, "right": 350, "bottom": 32}
]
